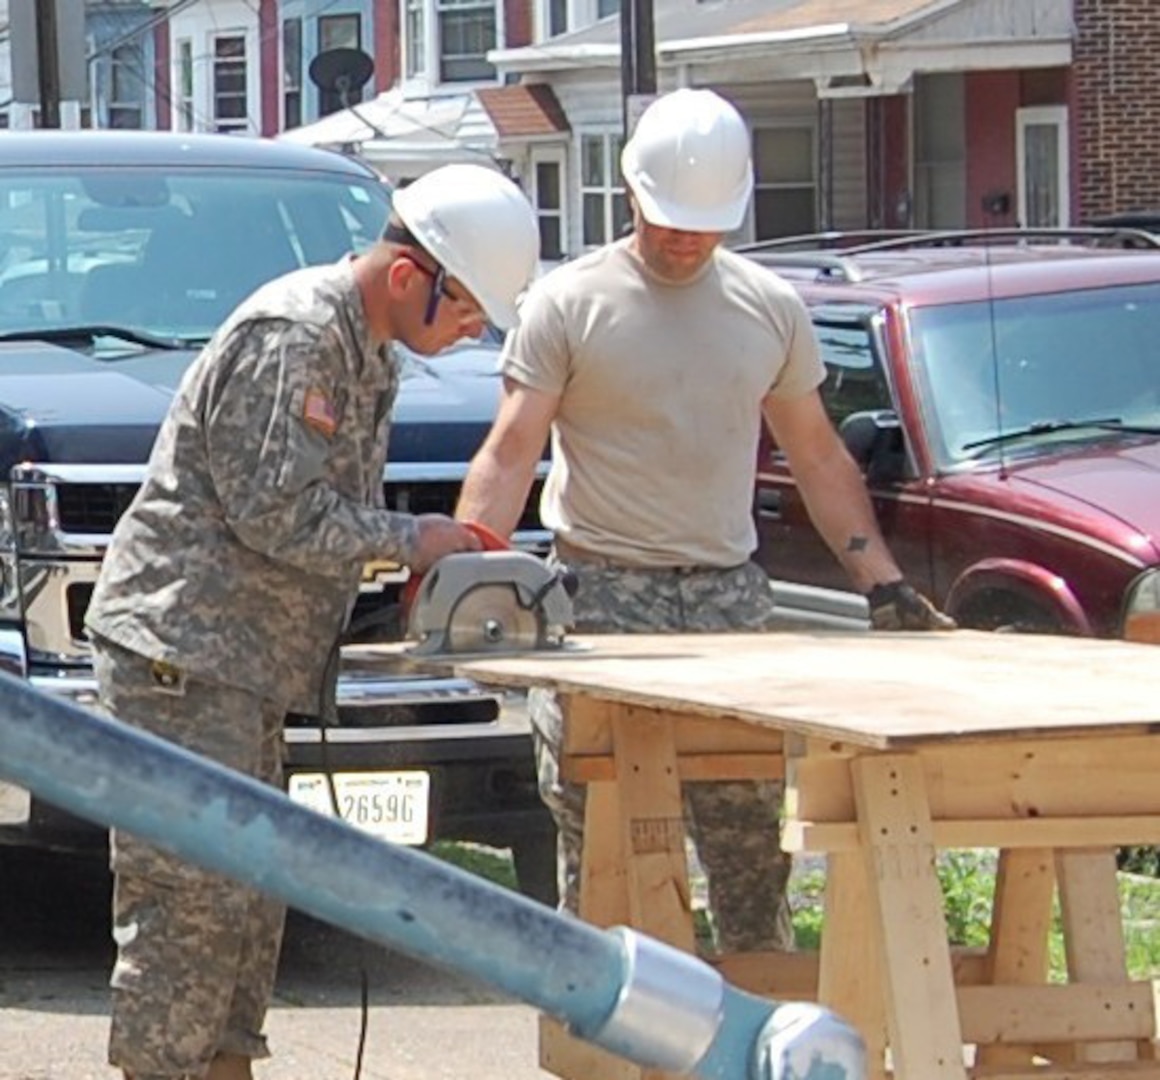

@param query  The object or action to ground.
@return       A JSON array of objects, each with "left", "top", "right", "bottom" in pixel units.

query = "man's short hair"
[{"left": 382, "top": 219, "right": 420, "bottom": 247}]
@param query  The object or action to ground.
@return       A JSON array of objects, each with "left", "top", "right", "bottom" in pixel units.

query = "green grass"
[
  {"left": 795, "top": 851, "right": 1160, "bottom": 980},
  {"left": 431, "top": 842, "right": 1160, "bottom": 979},
  {"left": 429, "top": 839, "right": 520, "bottom": 891}
]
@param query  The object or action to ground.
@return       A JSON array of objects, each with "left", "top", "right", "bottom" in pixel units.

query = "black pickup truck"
[{"left": 0, "top": 130, "right": 556, "bottom": 902}]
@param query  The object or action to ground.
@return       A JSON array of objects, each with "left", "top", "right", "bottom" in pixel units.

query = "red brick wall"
[
  {"left": 1073, "top": 0, "right": 1160, "bottom": 217},
  {"left": 374, "top": 0, "right": 399, "bottom": 92},
  {"left": 367, "top": 0, "right": 520, "bottom": 92},
  {"left": 153, "top": 22, "right": 171, "bottom": 131},
  {"left": 504, "top": 0, "right": 532, "bottom": 50},
  {"left": 259, "top": 0, "right": 279, "bottom": 136},
  {"left": 870, "top": 94, "right": 910, "bottom": 228},
  {"left": 371, "top": 0, "right": 526, "bottom": 88},
  {"left": 964, "top": 71, "right": 1018, "bottom": 228}
]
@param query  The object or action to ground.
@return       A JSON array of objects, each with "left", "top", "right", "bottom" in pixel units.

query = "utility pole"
[
  {"left": 34, "top": 0, "right": 63, "bottom": 129},
  {"left": 619, "top": 0, "right": 657, "bottom": 137}
]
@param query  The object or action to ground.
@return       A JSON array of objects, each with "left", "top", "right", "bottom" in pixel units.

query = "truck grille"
[
  {"left": 53, "top": 479, "right": 544, "bottom": 535},
  {"left": 56, "top": 484, "right": 139, "bottom": 534}
]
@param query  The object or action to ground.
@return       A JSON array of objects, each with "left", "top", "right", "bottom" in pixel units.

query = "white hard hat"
[
  {"left": 621, "top": 89, "right": 753, "bottom": 232},
  {"left": 392, "top": 164, "right": 540, "bottom": 329}
]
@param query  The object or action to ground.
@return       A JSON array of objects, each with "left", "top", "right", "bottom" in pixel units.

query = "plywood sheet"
[{"left": 369, "top": 630, "right": 1160, "bottom": 749}]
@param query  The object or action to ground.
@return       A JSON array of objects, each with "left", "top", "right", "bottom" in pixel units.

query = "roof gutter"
[
  {"left": 490, "top": 22, "right": 859, "bottom": 74},
  {"left": 488, "top": 43, "right": 621, "bottom": 74},
  {"left": 662, "top": 22, "right": 853, "bottom": 59}
]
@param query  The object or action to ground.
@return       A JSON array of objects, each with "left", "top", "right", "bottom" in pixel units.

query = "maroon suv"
[{"left": 745, "top": 230, "right": 1160, "bottom": 644}]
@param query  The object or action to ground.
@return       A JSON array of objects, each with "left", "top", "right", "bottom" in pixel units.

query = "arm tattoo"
[{"left": 845, "top": 534, "right": 869, "bottom": 554}]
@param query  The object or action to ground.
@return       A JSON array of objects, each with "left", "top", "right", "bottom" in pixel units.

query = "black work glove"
[{"left": 866, "top": 580, "right": 956, "bottom": 631}]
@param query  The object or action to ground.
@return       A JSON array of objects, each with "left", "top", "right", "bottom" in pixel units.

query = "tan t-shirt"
[{"left": 503, "top": 238, "right": 825, "bottom": 568}]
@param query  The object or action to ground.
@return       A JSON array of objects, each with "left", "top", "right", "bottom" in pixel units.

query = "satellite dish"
[{"left": 309, "top": 48, "right": 375, "bottom": 104}]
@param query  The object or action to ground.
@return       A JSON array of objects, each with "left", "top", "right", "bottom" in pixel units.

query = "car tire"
[{"left": 957, "top": 592, "right": 1065, "bottom": 635}]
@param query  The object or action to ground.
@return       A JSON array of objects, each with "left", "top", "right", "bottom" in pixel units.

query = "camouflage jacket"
[{"left": 86, "top": 258, "right": 415, "bottom": 714}]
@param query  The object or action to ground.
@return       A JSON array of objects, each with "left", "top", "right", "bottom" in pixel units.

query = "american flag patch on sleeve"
[{"left": 302, "top": 387, "right": 337, "bottom": 437}]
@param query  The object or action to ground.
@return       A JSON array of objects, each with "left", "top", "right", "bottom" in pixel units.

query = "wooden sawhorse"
[{"left": 410, "top": 631, "right": 1160, "bottom": 1080}]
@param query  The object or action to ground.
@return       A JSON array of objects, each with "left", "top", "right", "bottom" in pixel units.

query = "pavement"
[{"left": 0, "top": 849, "right": 555, "bottom": 1080}]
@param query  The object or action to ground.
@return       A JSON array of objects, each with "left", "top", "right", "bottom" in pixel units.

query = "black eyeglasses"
[{"left": 403, "top": 257, "right": 459, "bottom": 325}]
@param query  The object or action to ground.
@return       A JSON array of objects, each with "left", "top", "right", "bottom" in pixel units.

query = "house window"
[
  {"left": 212, "top": 34, "right": 249, "bottom": 133},
  {"left": 405, "top": 0, "right": 426, "bottom": 76},
  {"left": 580, "top": 133, "right": 628, "bottom": 247},
  {"left": 318, "top": 14, "right": 362, "bottom": 113},
  {"left": 1017, "top": 105, "right": 1069, "bottom": 228},
  {"left": 176, "top": 38, "right": 194, "bottom": 131},
  {"left": 596, "top": 0, "right": 618, "bottom": 15},
  {"left": 531, "top": 151, "right": 566, "bottom": 260},
  {"left": 437, "top": 0, "right": 496, "bottom": 82},
  {"left": 547, "top": 0, "right": 567, "bottom": 36},
  {"left": 107, "top": 43, "right": 144, "bottom": 129},
  {"left": 282, "top": 18, "right": 302, "bottom": 130},
  {"left": 752, "top": 126, "right": 816, "bottom": 239}
]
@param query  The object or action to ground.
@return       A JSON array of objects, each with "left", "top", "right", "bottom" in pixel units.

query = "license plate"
[{"left": 288, "top": 771, "right": 430, "bottom": 845}]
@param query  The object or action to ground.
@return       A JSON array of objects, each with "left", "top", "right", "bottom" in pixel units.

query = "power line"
[
  {"left": 89, "top": 0, "right": 354, "bottom": 134},
  {"left": 87, "top": 0, "right": 203, "bottom": 62}
]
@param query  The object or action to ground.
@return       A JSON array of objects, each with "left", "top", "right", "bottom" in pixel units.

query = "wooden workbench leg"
[
  {"left": 542, "top": 704, "right": 691, "bottom": 1080},
  {"left": 578, "top": 778, "right": 631, "bottom": 926},
  {"left": 851, "top": 754, "right": 968, "bottom": 1080},
  {"left": 976, "top": 848, "right": 1055, "bottom": 1069},
  {"left": 610, "top": 706, "right": 696, "bottom": 952},
  {"left": 818, "top": 850, "right": 889, "bottom": 1080},
  {"left": 540, "top": 777, "right": 643, "bottom": 1080},
  {"left": 1056, "top": 847, "right": 1138, "bottom": 1064}
]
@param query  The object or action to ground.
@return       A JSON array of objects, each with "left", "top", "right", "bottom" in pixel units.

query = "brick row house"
[{"left": 3, "top": 0, "right": 1160, "bottom": 264}]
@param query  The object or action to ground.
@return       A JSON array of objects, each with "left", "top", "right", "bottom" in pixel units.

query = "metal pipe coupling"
[
  {"left": 753, "top": 1002, "right": 867, "bottom": 1080},
  {"left": 583, "top": 926, "right": 725, "bottom": 1073}
]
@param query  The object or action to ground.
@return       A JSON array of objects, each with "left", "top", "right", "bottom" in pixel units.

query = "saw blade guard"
[
  {"left": 400, "top": 520, "right": 511, "bottom": 620},
  {"left": 406, "top": 550, "right": 576, "bottom": 655}
]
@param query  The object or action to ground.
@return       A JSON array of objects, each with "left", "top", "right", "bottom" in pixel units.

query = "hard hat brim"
[
  {"left": 628, "top": 175, "right": 752, "bottom": 234},
  {"left": 393, "top": 181, "right": 526, "bottom": 330}
]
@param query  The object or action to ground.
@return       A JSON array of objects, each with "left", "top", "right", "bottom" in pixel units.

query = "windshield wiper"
[
  {"left": 0, "top": 324, "right": 188, "bottom": 351},
  {"left": 963, "top": 416, "right": 1160, "bottom": 452}
]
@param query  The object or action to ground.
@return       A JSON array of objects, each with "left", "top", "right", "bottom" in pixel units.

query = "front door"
[{"left": 1017, "top": 106, "right": 1070, "bottom": 227}]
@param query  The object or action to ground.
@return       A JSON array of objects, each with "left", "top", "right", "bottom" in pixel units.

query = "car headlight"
[{"left": 1122, "top": 569, "right": 1160, "bottom": 644}]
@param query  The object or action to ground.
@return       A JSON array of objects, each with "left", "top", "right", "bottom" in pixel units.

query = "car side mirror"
[{"left": 839, "top": 409, "right": 905, "bottom": 484}]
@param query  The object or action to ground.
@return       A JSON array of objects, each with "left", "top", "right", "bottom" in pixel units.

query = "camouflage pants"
[
  {"left": 531, "top": 551, "right": 795, "bottom": 953},
  {"left": 91, "top": 637, "right": 287, "bottom": 1080}
]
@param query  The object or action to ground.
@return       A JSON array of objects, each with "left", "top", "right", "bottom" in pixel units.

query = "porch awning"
[
  {"left": 277, "top": 89, "right": 500, "bottom": 180},
  {"left": 476, "top": 84, "right": 570, "bottom": 139}
]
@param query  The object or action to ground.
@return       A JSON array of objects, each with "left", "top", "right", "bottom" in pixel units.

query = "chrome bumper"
[
  {"left": 0, "top": 624, "right": 516, "bottom": 827},
  {"left": 0, "top": 622, "right": 494, "bottom": 711}
]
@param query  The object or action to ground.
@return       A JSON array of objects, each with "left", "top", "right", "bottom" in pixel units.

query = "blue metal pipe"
[{"left": 0, "top": 670, "right": 864, "bottom": 1080}]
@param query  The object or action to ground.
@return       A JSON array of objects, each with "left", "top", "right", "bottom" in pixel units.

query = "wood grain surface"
[{"left": 367, "top": 630, "right": 1160, "bottom": 748}]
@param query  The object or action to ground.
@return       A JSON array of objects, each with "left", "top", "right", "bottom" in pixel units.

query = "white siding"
[
  {"left": 829, "top": 98, "right": 868, "bottom": 230},
  {"left": 537, "top": 71, "right": 621, "bottom": 259},
  {"left": 518, "top": 73, "right": 867, "bottom": 253},
  {"left": 714, "top": 81, "right": 867, "bottom": 234},
  {"left": 169, "top": 0, "right": 261, "bottom": 135},
  {"left": 900, "top": 0, "right": 1072, "bottom": 44}
]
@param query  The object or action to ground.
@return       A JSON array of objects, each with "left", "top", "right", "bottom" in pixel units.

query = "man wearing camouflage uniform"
[
  {"left": 85, "top": 164, "right": 540, "bottom": 1080},
  {"left": 455, "top": 89, "right": 952, "bottom": 955}
]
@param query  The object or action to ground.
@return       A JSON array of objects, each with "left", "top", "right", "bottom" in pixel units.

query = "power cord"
[
  {"left": 318, "top": 715, "right": 371, "bottom": 1080},
  {"left": 317, "top": 639, "right": 372, "bottom": 1080}
]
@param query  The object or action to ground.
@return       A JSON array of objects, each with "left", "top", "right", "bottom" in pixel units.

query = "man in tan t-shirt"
[{"left": 456, "top": 88, "right": 951, "bottom": 951}]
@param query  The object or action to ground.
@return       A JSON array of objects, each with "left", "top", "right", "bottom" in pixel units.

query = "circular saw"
[{"left": 405, "top": 551, "right": 576, "bottom": 656}]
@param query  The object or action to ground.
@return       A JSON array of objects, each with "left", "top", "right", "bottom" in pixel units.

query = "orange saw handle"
[{"left": 400, "top": 520, "right": 510, "bottom": 618}]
